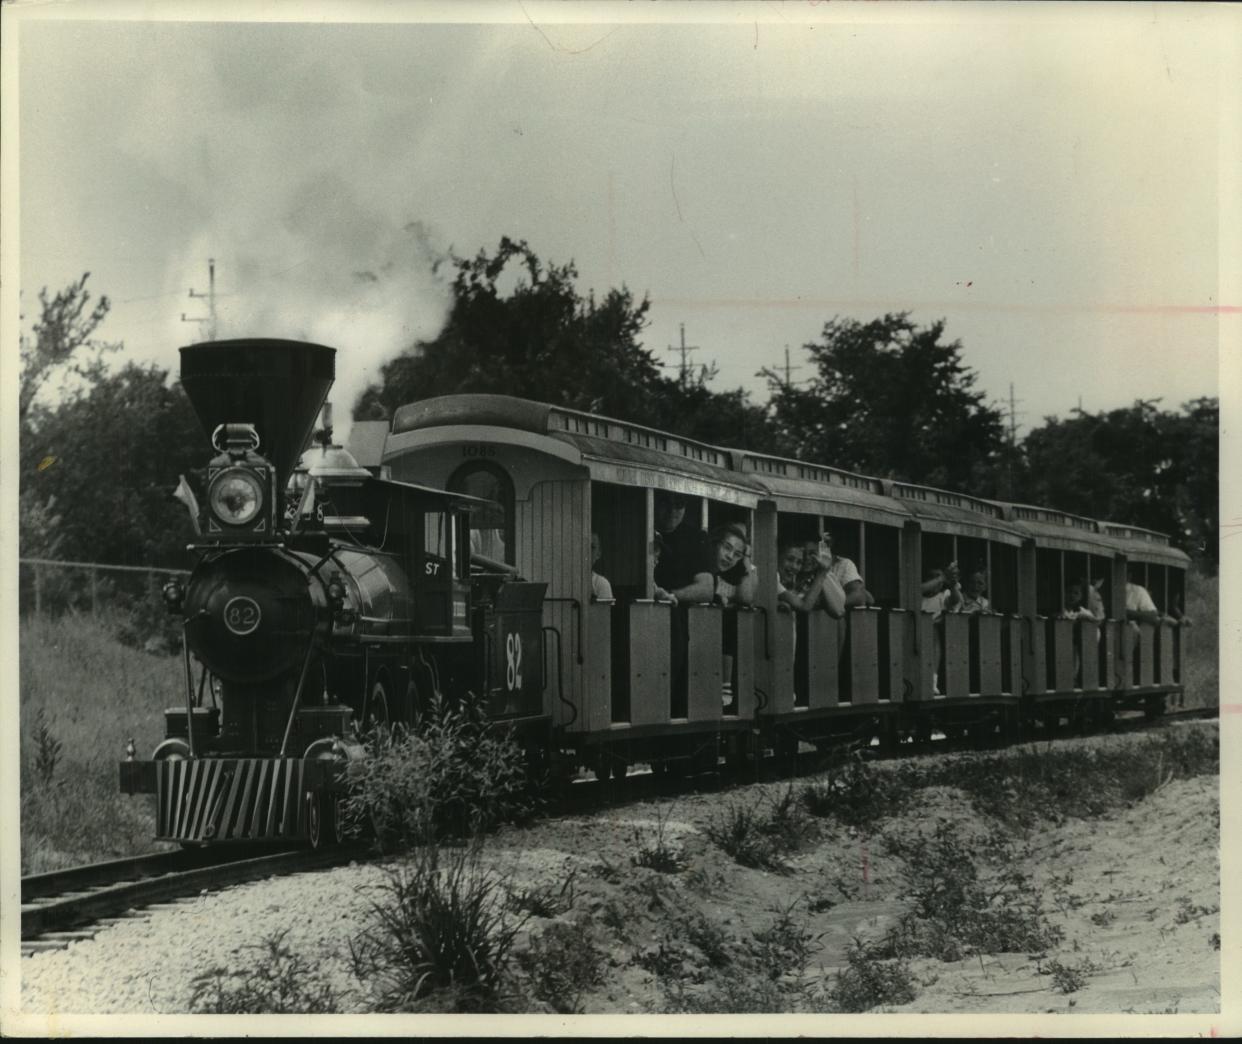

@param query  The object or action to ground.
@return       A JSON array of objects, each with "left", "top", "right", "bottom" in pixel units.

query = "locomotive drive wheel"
[
  {"left": 366, "top": 677, "right": 392, "bottom": 737},
  {"left": 306, "top": 789, "right": 343, "bottom": 850}
]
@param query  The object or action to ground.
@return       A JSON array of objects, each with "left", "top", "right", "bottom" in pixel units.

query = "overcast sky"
[{"left": 9, "top": 2, "right": 1239, "bottom": 436}]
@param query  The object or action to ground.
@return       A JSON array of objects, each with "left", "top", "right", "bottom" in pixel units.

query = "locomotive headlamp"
[
  {"left": 208, "top": 468, "right": 265, "bottom": 526},
  {"left": 326, "top": 578, "right": 346, "bottom": 609}
]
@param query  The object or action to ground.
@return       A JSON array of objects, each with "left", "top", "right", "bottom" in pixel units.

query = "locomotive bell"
[{"left": 302, "top": 402, "right": 370, "bottom": 485}]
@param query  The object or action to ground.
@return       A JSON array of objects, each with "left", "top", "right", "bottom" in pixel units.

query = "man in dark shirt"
[{"left": 653, "top": 492, "right": 712, "bottom": 596}]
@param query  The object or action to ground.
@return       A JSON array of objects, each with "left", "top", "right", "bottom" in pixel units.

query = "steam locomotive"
[
  {"left": 119, "top": 340, "right": 549, "bottom": 848},
  {"left": 122, "top": 337, "right": 1191, "bottom": 848}
]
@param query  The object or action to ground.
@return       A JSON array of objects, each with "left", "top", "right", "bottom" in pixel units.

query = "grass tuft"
[
  {"left": 704, "top": 784, "right": 815, "bottom": 872},
  {"left": 349, "top": 842, "right": 526, "bottom": 1013}
]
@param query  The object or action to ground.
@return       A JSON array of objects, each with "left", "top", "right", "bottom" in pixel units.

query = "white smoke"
[
  {"left": 175, "top": 184, "right": 451, "bottom": 445},
  {"left": 138, "top": 37, "right": 456, "bottom": 445}
]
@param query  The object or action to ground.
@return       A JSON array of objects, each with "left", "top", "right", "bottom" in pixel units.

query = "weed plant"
[
  {"left": 751, "top": 899, "right": 824, "bottom": 981},
  {"left": 911, "top": 726, "right": 1218, "bottom": 827},
  {"left": 189, "top": 929, "right": 340, "bottom": 1014},
  {"left": 876, "top": 822, "right": 1063, "bottom": 961},
  {"left": 1041, "top": 956, "right": 1101, "bottom": 994},
  {"left": 705, "top": 784, "right": 815, "bottom": 872},
  {"left": 349, "top": 841, "right": 527, "bottom": 1013},
  {"left": 630, "top": 803, "right": 687, "bottom": 873},
  {"left": 825, "top": 938, "right": 918, "bottom": 1012},
  {"left": 344, "top": 690, "right": 530, "bottom": 850},
  {"left": 505, "top": 863, "right": 578, "bottom": 918},
  {"left": 516, "top": 920, "right": 606, "bottom": 1013},
  {"left": 801, "top": 752, "right": 911, "bottom": 827}
]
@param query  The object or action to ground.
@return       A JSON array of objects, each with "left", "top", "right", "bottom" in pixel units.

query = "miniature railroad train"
[{"left": 120, "top": 338, "right": 1190, "bottom": 847}]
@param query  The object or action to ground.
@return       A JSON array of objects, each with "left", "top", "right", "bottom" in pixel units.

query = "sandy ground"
[{"left": 17, "top": 728, "right": 1221, "bottom": 1026}]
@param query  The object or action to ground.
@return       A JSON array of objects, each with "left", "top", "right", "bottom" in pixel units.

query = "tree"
[
  {"left": 764, "top": 313, "right": 1006, "bottom": 491},
  {"left": 362, "top": 237, "right": 664, "bottom": 424},
  {"left": 1019, "top": 398, "right": 1218, "bottom": 569},
  {"left": 20, "top": 362, "right": 204, "bottom": 570},
  {"left": 359, "top": 237, "right": 787, "bottom": 453},
  {"left": 19, "top": 273, "right": 116, "bottom": 422},
  {"left": 652, "top": 363, "right": 791, "bottom": 455}
]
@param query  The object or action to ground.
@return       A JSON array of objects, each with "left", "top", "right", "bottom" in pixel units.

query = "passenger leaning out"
[
  {"left": 778, "top": 541, "right": 846, "bottom": 618},
  {"left": 803, "top": 531, "right": 871, "bottom": 608},
  {"left": 709, "top": 522, "right": 757, "bottom": 709}
]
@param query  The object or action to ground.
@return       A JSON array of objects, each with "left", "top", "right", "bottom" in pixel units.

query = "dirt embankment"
[{"left": 19, "top": 725, "right": 1221, "bottom": 1023}]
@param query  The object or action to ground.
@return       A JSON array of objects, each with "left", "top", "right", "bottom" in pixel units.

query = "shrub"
[
  {"left": 878, "top": 822, "right": 1063, "bottom": 960},
  {"left": 1042, "top": 956, "right": 1100, "bottom": 995},
  {"left": 189, "top": 930, "right": 340, "bottom": 1014},
  {"left": 344, "top": 690, "right": 530, "bottom": 850},
  {"left": 705, "top": 803, "right": 785, "bottom": 871},
  {"left": 802, "top": 752, "right": 910, "bottom": 828},
  {"left": 517, "top": 920, "right": 606, "bottom": 1013},
  {"left": 751, "top": 899, "right": 823, "bottom": 981},
  {"left": 349, "top": 842, "right": 526, "bottom": 1012},
  {"left": 704, "top": 785, "right": 814, "bottom": 872},
  {"left": 825, "top": 938, "right": 917, "bottom": 1013},
  {"left": 113, "top": 583, "right": 182, "bottom": 655}
]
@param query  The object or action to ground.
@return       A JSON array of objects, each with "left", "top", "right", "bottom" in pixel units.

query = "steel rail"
[{"left": 21, "top": 846, "right": 356, "bottom": 945}]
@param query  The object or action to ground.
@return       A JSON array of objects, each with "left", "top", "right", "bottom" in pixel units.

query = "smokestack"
[{"left": 179, "top": 338, "right": 336, "bottom": 496}]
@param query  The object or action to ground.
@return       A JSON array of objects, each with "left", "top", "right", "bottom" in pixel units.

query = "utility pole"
[
  {"left": 1001, "top": 382, "right": 1024, "bottom": 501},
  {"left": 780, "top": 345, "right": 801, "bottom": 389},
  {"left": 181, "top": 258, "right": 218, "bottom": 341},
  {"left": 667, "top": 323, "right": 700, "bottom": 386},
  {"left": 758, "top": 344, "right": 806, "bottom": 396}
]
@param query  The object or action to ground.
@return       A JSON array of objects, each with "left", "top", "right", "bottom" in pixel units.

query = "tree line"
[{"left": 19, "top": 242, "right": 1219, "bottom": 577}]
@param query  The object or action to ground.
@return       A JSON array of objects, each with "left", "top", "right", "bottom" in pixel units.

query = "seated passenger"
[
  {"left": 921, "top": 562, "right": 961, "bottom": 696},
  {"left": 590, "top": 532, "right": 614, "bottom": 602},
  {"left": 1062, "top": 578, "right": 1104, "bottom": 622},
  {"left": 959, "top": 570, "right": 991, "bottom": 614},
  {"left": 804, "top": 531, "right": 871, "bottom": 608},
  {"left": 778, "top": 541, "right": 846, "bottom": 618}
]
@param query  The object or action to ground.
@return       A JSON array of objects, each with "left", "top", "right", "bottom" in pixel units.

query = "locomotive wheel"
[
  {"left": 306, "top": 789, "right": 340, "bottom": 850},
  {"left": 367, "top": 678, "right": 392, "bottom": 737}
]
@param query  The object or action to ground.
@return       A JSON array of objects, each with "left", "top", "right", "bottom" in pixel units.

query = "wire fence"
[{"left": 19, "top": 557, "right": 191, "bottom": 618}]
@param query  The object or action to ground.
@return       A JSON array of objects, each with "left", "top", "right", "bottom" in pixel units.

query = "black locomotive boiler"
[{"left": 120, "top": 339, "right": 550, "bottom": 847}]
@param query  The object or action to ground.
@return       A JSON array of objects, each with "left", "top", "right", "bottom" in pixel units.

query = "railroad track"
[{"left": 21, "top": 845, "right": 358, "bottom": 957}]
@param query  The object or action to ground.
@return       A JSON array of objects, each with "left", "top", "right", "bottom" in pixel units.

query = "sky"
[{"left": 7, "top": 2, "right": 1239, "bottom": 439}]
